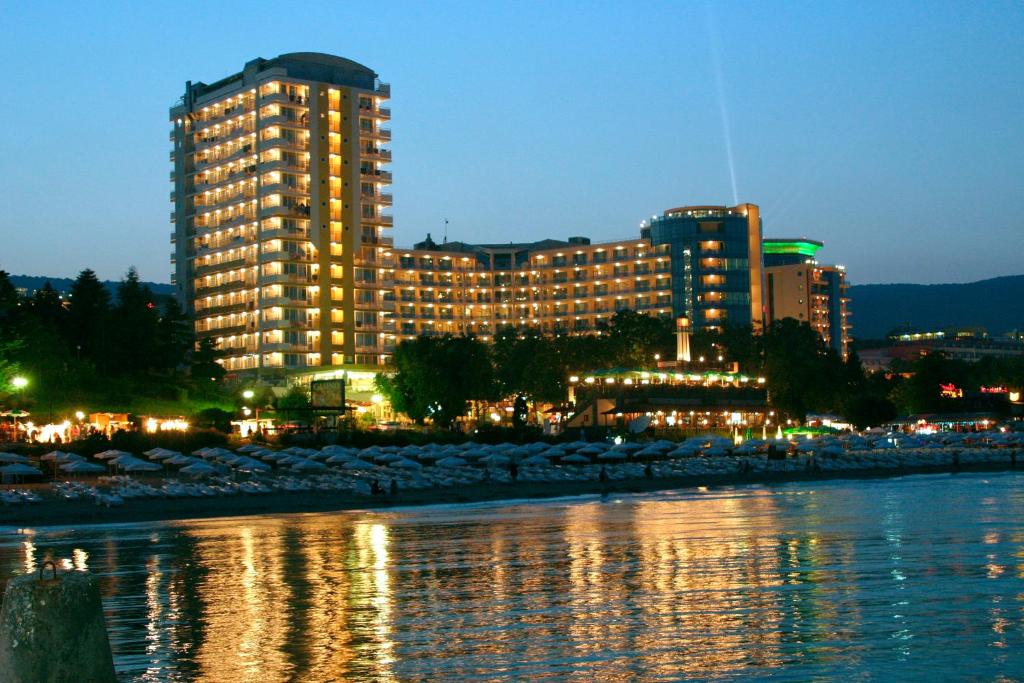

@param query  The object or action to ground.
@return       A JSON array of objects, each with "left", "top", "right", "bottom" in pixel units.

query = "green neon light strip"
[{"left": 763, "top": 240, "right": 823, "bottom": 257}]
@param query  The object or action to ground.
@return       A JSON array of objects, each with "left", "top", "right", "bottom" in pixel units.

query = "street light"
[
  {"left": 11, "top": 376, "right": 28, "bottom": 390},
  {"left": 242, "top": 389, "right": 255, "bottom": 400}
]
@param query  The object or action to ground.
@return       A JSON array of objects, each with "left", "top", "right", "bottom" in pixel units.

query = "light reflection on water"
[{"left": 4, "top": 472, "right": 1024, "bottom": 680}]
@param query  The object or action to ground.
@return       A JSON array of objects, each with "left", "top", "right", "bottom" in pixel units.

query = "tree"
[
  {"left": 67, "top": 268, "right": 111, "bottom": 363},
  {"left": 156, "top": 297, "right": 192, "bottom": 374},
  {"left": 599, "top": 310, "right": 674, "bottom": 367},
  {"left": 376, "top": 335, "right": 498, "bottom": 428},
  {"left": 761, "top": 318, "right": 845, "bottom": 420},
  {"left": 110, "top": 267, "right": 160, "bottom": 376},
  {"left": 191, "top": 337, "right": 226, "bottom": 390},
  {"left": 492, "top": 330, "right": 563, "bottom": 403}
]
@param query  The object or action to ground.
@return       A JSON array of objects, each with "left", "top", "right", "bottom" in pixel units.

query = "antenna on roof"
[{"left": 443, "top": 219, "right": 448, "bottom": 244}]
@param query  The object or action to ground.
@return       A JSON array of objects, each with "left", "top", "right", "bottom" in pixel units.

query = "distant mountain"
[
  {"left": 8, "top": 274, "right": 174, "bottom": 299},
  {"left": 849, "top": 275, "right": 1024, "bottom": 339}
]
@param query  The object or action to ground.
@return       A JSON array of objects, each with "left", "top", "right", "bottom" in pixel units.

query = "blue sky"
[{"left": 0, "top": 1, "right": 1021, "bottom": 285}]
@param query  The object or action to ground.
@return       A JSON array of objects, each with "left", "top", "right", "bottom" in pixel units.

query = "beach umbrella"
[
  {"left": 437, "top": 456, "right": 468, "bottom": 467},
  {"left": 180, "top": 462, "right": 217, "bottom": 477},
  {"left": 326, "top": 454, "right": 355, "bottom": 464},
  {"left": 94, "top": 449, "right": 133, "bottom": 460},
  {"left": 121, "top": 460, "right": 162, "bottom": 473},
  {"left": 0, "top": 463, "right": 41, "bottom": 477},
  {"left": 390, "top": 458, "right": 423, "bottom": 470},
  {"left": 597, "top": 451, "right": 628, "bottom": 460},
  {"left": 562, "top": 453, "right": 591, "bottom": 464},
  {"left": 481, "top": 454, "right": 510, "bottom": 467},
  {"left": 342, "top": 459, "right": 376, "bottom": 470},
  {"left": 236, "top": 458, "right": 271, "bottom": 473},
  {"left": 60, "top": 461, "right": 105, "bottom": 474},
  {"left": 0, "top": 452, "right": 30, "bottom": 464},
  {"left": 577, "top": 445, "right": 606, "bottom": 456},
  {"left": 291, "top": 459, "right": 327, "bottom": 472},
  {"left": 40, "top": 451, "right": 67, "bottom": 462},
  {"left": 236, "top": 444, "right": 265, "bottom": 453},
  {"left": 521, "top": 455, "right": 550, "bottom": 466}
]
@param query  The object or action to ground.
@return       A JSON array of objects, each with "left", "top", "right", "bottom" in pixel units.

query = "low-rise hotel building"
[{"left": 763, "top": 238, "right": 851, "bottom": 357}]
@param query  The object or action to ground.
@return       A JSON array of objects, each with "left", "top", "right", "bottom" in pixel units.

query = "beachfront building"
[
  {"left": 643, "top": 204, "right": 766, "bottom": 333},
  {"left": 563, "top": 367, "right": 770, "bottom": 434},
  {"left": 170, "top": 52, "right": 392, "bottom": 375},
  {"left": 383, "top": 203, "right": 765, "bottom": 341},
  {"left": 763, "top": 238, "right": 851, "bottom": 358},
  {"left": 386, "top": 234, "right": 674, "bottom": 339}
]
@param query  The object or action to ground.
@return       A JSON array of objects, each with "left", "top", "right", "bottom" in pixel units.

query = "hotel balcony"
[
  {"left": 259, "top": 91, "right": 308, "bottom": 107},
  {"left": 362, "top": 213, "right": 394, "bottom": 227},
  {"left": 365, "top": 106, "right": 390, "bottom": 120},
  {"left": 194, "top": 279, "right": 253, "bottom": 295},
  {"left": 194, "top": 165, "right": 258, "bottom": 193},
  {"left": 195, "top": 256, "right": 255, "bottom": 276},
  {"left": 261, "top": 341, "right": 317, "bottom": 353},
  {"left": 198, "top": 322, "right": 250, "bottom": 337},
  {"left": 195, "top": 300, "right": 252, "bottom": 317},
  {"left": 196, "top": 190, "right": 258, "bottom": 214},
  {"left": 259, "top": 250, "right": 314, "bottom": 264},
  {"left": 257, "top": 157, "right": 309, "bottom": 174},
  {"left": 260, "top": 182, "right": 311, "bottom": 197},
  {"left": 260, "top": 225, "right": 311, "bottom": 240},
  {"left": 360, "top": 147, "right": 392, "bottom": 163},
  {"left": 195, "top": 129, "right": 256, "bottom": 154},
  {"left": 262, "top": 272, "right": 317, "bottom": 286},
  {"left": 195, "top": 211, "right": 257, "bottom": 231},
  {"left": 359, "top": 126, "right": 391, "bottom": 142},
  {"left": 259, "top": 204, "right": 311, "bottom": 220},
  {"left": 259, "top": 318, "right": 316, "bottom": 331},
  {"left": 261, "top": 296, "right": 315, "bottom": 308},
  {"left": 260, "top": 136, "right": 309, "bottom": 153},
  {"left": 360, "top": 168, "right": 393, "bottom": 183},
  {"left": 259, "top": 112, "right": 309, "bottom": 130}
]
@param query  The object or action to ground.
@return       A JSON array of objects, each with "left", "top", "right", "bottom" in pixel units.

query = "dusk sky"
[{"left": 1, "top": 1, "right": 1021, "bottom": 286}]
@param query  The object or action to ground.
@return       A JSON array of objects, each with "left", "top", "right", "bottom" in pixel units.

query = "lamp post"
[
  {"left": 241, "top": 390, "right": 259, "bottom": 433},
  {"left": 9, "top": 376, "right": 28, "bottom": 443}
]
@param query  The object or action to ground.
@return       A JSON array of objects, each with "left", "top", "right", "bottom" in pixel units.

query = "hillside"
[
  {"left": 8, "top": 274, "right": 174, "bottom": 298},
  {"left": 849, "top": 274, "right": 1024, "bottom": 339}
]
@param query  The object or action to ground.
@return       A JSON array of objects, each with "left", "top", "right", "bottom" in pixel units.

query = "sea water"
[{"left": 2, "top": 471, "right": 1024, "bottom": 681}]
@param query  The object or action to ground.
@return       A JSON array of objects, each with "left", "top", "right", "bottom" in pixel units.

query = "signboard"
[{"left": 310, "top": 379, "right": 345, "bottom": 410}]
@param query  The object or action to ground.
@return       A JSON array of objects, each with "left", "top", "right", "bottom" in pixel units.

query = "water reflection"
[{"left": 3, "top": 472, "right": 1024, "bottom": 680}]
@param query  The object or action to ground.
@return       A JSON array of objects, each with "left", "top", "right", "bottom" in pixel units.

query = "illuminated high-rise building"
[
  {"left": 644, "top": 204, "right": 765, "bottom": 332},
  {"left": 170, "top": 53, "right": 392, "bottom": 376},
  {"left": 763, "top": 238, "right": 851, "bottom": 357}
]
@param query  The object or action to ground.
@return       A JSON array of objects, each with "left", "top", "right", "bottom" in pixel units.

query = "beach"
[{"left": 1, "top": 458, "right": 1016, "bottom": 528}]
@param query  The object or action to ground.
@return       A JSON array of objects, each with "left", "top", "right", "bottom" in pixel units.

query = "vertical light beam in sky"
[{"left": 706, "top": 4, "right": 739, "bottom": 205}]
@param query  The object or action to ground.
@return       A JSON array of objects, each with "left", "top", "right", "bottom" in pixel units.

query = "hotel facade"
[
  {"left": 170, "top": 53, "right": 393, "bottom": 375},
  {"left": 170, "top": 53, "right": 850, "bottom": 379},
  {"left": 763, "top": 238, "right": 851, "bottom": 357}
]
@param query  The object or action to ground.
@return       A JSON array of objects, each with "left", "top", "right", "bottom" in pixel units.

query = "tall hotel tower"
[{"left": 170, "top": 53, "right": 392, "bottom": 376}]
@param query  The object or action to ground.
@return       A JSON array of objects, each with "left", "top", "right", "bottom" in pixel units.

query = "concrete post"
[{"left": 0, "top": 566, "right": 116, "bottom": 683}]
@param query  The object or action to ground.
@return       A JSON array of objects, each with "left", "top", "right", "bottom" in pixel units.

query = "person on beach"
[
  {"left": 509, "top": 461, "right": 519, "bottom": 482},
  {"left": 644, "top": 463, "right": 653, "bottom": 479},
  {"left": 599, "top": 466, "right": 609, "bottom": 484},
  {"left": 389, "top": 478, "right": 398, "bottom": 496},
  {"left": 370, "top": 479, "right": 382, "bottom": 495}
]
